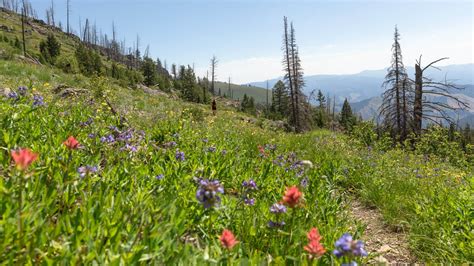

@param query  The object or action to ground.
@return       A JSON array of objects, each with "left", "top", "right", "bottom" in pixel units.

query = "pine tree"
[
  {"left": 141, "top": 57, "right": 158, "bottom": 86},
  {"left": 317, "top": 90, "right": 326, "bottom": 109},
  {"left": 271, "top": 80, "right": 289, "bottom": 117},
  {"left": 340, "top": 99, "right": 354, "bottom": 131},
  {"left": 314, "top": 90, "right": 327, "bottom": 128},
  {"left": 39, "top": 33, "right": 61, "bottom": 64}
]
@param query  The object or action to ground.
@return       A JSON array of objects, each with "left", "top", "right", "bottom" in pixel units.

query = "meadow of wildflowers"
[{"left": 0, "top": 60, "right": 472, "bottom": 264}]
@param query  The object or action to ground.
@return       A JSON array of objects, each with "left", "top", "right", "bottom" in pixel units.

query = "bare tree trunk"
[
  {"left": 283, "top": 17, "right": 296, "bottom": 130},
  {"left": 21, "top": 5, "right": 26, "bottom": 56},
  {"left": 50, "top": 0, "right": 55, "bottom": 26},
  {"left": 401, "top": 78, "right": 408, "bottom": 141},
  {"left": 210, "top": 56, "right": 217, "bottom": 95},
  {"left": 413, "top": 64, "right": 423, "bottom": 135},
  {"left": 66, "top": 0, "right": 70, "bottom": 34}
]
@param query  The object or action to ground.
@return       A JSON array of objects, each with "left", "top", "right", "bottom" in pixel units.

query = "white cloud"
[
  {"left": 195, "top": 57, "right": 283, "bottom": 84},
  {"left": 196, "top": 33, "right": 472, "bottom": 84}
]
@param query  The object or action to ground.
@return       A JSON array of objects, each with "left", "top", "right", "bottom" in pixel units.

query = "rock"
[
  {"left": 378, "top": 244, "right": 392, "bottom": 253},
  {"left": 137, "top": 84, "right": 169, "bottom": 97},
  {"left": 373, "top": 255, "right": 389, "bottom": 264},
  {"left": 0, "top": 25, "right": 13, "bottom": 32},
  {"left": 57, "top": 88, "right": 89, "bottom": 98}
]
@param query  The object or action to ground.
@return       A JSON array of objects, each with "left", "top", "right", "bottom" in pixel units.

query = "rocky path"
[{"left": 349, "top": 199, "right": 417, "bottom": 265}]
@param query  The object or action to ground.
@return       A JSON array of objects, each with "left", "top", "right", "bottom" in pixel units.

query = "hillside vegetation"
[
  {"left": 0, "top": 5, "right": 473, "bottom": 265},
  {"left": 1, "top": 59, "right": 473, "bottom": 264}
]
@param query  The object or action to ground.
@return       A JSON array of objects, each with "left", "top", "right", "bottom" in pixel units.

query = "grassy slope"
[
  {"left": 0, "top": 59, "right": 362, "bottom": 264},
  {"left": 0, "top": 8, "right": 79, "bottom": 60},
  {"left": 1, "top": 59, "right": 473, "bottom": 264},
  {"left": 213, "top": 81, "right": 270, "bottom": 104},
  {"left": 0, "top": 8, "right": 472, "bottom": 264}
]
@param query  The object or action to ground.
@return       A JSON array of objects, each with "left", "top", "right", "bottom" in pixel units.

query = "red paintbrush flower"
[
  {"left": 11, "top": 148, "right": 38, "bottom": 170},
  {"left": 282, "top": 186, "right": 302, "bottom": 208},
  {"left": 219, "top": 229, "right": 238, "bottom": 250},
  {"left": 304, "top": 227, "right": 326, "bottom": 258},
  {"left": 63, "top": 136, "right": 80, "bottom": 149},
  {"left": 307, "top": 227, "right": 322, "bottom": 242}
]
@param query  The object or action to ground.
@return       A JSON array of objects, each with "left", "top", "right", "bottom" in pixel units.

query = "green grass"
[
  {"left": 0, "top": 41, "right": 473, "bottom": 264},
  {"left": 1, "top": 59, "right": 369, "bottom": 264}
]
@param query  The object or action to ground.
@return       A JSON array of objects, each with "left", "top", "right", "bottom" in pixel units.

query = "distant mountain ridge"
[
  {"left": 351, "top": 84, "right": 474, "bottom": 126},
  {"left": 246, "top": 63, "right": 474, "bottom": 103}
]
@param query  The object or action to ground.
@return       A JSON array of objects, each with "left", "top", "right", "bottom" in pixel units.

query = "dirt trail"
[{"left": 349, "top": 199, "right": 417, "bottom": 265}]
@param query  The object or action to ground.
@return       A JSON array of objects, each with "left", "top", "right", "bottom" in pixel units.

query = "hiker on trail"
[{"left": 212, "top": 99, "right": 217, "bottom": 115}]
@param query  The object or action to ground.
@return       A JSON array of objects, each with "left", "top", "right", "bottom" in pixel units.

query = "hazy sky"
[{"left": 28, "top": 0, "right": 473, "bottom": 84}]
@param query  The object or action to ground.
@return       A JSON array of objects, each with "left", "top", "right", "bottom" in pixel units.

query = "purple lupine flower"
[
  {"left": 18, "top": 86, "right": 27, "bottom": 96},
  {"left": 88, "top": 133, "right": 96, "bottom": 139},
  {"left": 156, "top": 174, "right": 164, "bottom": 180},
  {"left": 32, "top": 94, "right": 44, "bottom": 107},
  {"left": 175, "top": 150, "right": 185, "bottom": 161},
  {"left": 221, "top": 149, "right": 227, "bottom": 155},
  {"left": 77, "top": 165, "right": 98, "bottom": 178},
  {"left": 7, "top": 91, "right": 18, "bottom": 100},
  {"left": 267, "top": 220, "right": 285, "bottom": 228},
  {"left": 300, "top": 176, "right": 309, "bottom": 188},
  {"left": 80, "top": 118, "right": 94, "bottom": 127},
  {"left": 273, "top": 159, "right": 284, "bottom": 167},
  {"left": 163, "top": 141, "right": 177, "bottom": 148},
  {"left": 100, "top": 134, "right": 115, "bottom": 143},
  {"left": 208, "top": 146, "right": 216, "bottom": 152},
  {"left": 108, "top": 125, "right": 119, "bottom": 132},
  {"left": 202, "top": 138, "right": 208, "bottom": 143},
  {"left": 117, "top": 130, "right": 133, "bottom": 142},
  {"left": 333, "top": 233, "right": 368, "bottom": 258},
  {"left": 121, "top": 144, "right": 138, "bottom": 152},
  {"left": 242, "top": 179, "right": 257, "bottom": 190},
  {"left": 195, "top": 179, "right": 224, "bottom": 208},
  {"left": 244, "top": 198, "right": 255, "bottom": 206},
  {"left": 270, "top": 203, "right": 287, "bottom": 214}
]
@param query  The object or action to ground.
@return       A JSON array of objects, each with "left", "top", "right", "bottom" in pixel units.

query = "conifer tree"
[
  {"left": 317, "top": 90, "right": 326, "bottom": 109},
  {"left": 340, "top": 99, "right": 355, "bottom": 131},
  {"left": 271, "top": 80, "right": 289, "bottom": 117},
  {"left": 39, "top": 33, "right": 61, "bottom": 64},
  {"left": 141, "top": 57, "right": 158, "bottom": 86}
]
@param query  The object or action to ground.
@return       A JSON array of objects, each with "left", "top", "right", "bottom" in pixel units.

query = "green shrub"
[
  {"left": 415, "top": 126, "right": 467, "bottom": 166},
  {"left": 55, "top": 54, "right": 79, "bottom": 74},
  {"left": 351, "top": 121, "right": 377, "bottom": 146}
]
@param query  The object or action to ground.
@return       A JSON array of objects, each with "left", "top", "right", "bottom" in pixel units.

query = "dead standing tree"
[
  {"left": 210, "top": 56, "right": 218, "bottom": 95},
  {"left": 413, "top": 56, "right": 468, "bottom": 135},
  {"left": 379, "top": 26, "right": 412, "bottom": 141},
  {"left": 282, "top": 16, "right": 297, "bottom": 130}
]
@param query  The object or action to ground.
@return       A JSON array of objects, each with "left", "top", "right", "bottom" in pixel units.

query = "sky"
[{"left": 27, "top": 0, "right": 473, "bottom": 84}]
